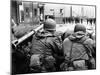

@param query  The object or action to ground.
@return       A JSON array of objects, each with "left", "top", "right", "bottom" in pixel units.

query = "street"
[{"left": 56, "top": 22, "right": 95, "bottom": 33}]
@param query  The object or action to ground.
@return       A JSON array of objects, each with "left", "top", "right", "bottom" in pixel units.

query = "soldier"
[
  {"left": 61, "top": 29, "right": 73, "bottom": 41},
  {"left": 61, "top": 24, "right": 95, "bottom": 71},
  {"left": 30, "top": 19, "right": 64, "bottom": 72}
]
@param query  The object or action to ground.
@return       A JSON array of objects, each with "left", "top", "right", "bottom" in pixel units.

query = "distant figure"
[
  {"left": 81, "top": 19, "right": 83, "bottom": 24},
  {"left": 61, "top": 24, "right": 95, "bottom": 71},
  {"left": 30, "top": 19, "right": 64, "bottom": 72}
]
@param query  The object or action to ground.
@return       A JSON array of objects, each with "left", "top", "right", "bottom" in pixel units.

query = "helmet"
[
  {"left": 43, "top": 19, "right": 56, "bottom": 31},
  {"left": 74, "top": 24, "right": 86, "bottom": 33}
]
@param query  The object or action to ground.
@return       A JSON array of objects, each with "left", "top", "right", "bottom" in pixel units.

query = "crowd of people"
[
  {"left": 62, "top": 17, "right": 96, "bottom": 24},
  {"left": 12, "top": 18, "right": 96, "bottom": 74}
]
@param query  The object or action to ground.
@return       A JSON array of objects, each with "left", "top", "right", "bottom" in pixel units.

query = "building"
[
  {"left": 11, "top": 0, "right": 45, "bottom": 26},
  {"left": 44, "top": 3, "right": 96, "bottom": 24}
]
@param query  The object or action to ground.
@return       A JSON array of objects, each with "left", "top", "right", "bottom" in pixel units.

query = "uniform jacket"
[
  {"left": 63, "top": 31, "right": 94, "bottom": 61},
  {"left": 30, "top": 31, "right": 63, "bottom": 58}
]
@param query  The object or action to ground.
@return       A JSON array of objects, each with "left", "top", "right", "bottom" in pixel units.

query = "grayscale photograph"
[{"left": 11, "top": 0, "right": 96, "bottom": 74}]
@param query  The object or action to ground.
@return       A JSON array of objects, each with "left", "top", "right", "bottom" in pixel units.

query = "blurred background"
[{"left": 11, "top": 0, "right": 96, "bottom": 41}]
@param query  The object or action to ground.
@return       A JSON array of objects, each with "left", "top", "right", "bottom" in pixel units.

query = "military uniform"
[
  {"left": 61, "top": 25, "right": 95, "bottom": 71},
  {"left": 30, "top": 19, "right": 64, "bottom": 72},
  {"left": 30, "top": 31, "right": 63, "bottom": 72}
]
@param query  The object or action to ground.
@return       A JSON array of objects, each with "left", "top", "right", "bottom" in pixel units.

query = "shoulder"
[
  {"left": 46, "top": 36, "right": 59, "bottom": 44},
  {"left": 63, "top": 36, "right": 72, "bottom": 43},
  {"left": 63, "top": 37, "right": 72, "bottom": 46},
  {"left": 45, "top": 36, "right": 62, "bottom": 48},
  {"left": 63, "top": 29, "right": 73, "bottom": 39},
  {"left": 84, "top": 37, "right": 94, "bottom": 46}
]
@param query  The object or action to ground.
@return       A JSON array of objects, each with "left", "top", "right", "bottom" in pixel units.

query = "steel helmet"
[
  {"left": 74, "top": 24, "right": 86, "bottom": 33},
  {"left": 43, "top": 19, "right": 56, "bottom": 31}
]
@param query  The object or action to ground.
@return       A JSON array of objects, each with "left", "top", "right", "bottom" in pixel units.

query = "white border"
[{"left": 0, "top": 0, "right": 100, "bottom": 75}]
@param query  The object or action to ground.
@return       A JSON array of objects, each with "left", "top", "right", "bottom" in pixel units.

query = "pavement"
[
  {"left": 56, "top": 23, "right": 96, "bottom": 33},
  {"left": 56, "top": 23, "right": 75, "bottom": 33}
]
